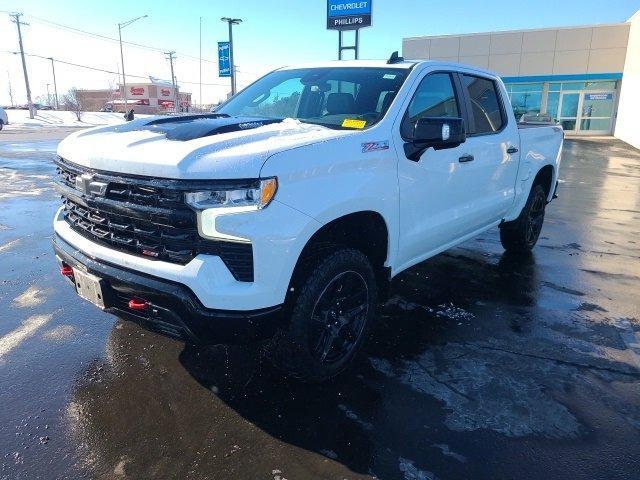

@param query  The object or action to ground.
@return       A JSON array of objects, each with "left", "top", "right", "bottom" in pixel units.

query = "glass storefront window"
[
  {"left": 584, "top": 81, "right": 616, "bottom": 90},
  {"left": 510, "top": 92, "right": 542, "bottom": 118},
  {"left": 561, "top": 82, "right": 586, "bottom": 90},
  {"left": 547, "top": 92, "right": 560, "bottom": 119},
  {"left": 560, "top": 93, "right": 580, "bottom": 117},
  {"left": 580, "top": 118, "right": 611, "bottom": 131},
  {"left": 582, "top": 93, "right": 614, "bottom": 117},
  {"left": 508, "top": 83, "right": 544, "bottom": 93},
  {"left": 503, "top": 78, "right": 617, "bottom": 133}
]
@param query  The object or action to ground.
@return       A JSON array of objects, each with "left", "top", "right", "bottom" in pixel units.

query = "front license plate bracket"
[{"left": 73, "top": 268, "right": 106, "bottom": 309}]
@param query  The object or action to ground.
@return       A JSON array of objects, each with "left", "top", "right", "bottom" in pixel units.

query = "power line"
[
  {"left": 26, "top": 14, "right": 219, "bottom": 66},
  {"left": 1, "top": 51, "right": 232, "bottom": 87}
]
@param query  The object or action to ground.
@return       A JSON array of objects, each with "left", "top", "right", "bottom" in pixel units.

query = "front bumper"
[{"left": 53, "top": 233, "right": 283, "bottom": 344}]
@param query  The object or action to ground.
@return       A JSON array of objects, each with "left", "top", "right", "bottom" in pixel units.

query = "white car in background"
[{"left": 0, "top": 106, "right": 8, "bottom": 131}]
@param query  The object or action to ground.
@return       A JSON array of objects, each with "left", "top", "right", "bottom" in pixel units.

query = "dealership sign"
[
  {"left": 218, "top": 42, "right": 231, "bottom": 77},
  {"left": 327, "top": 0, "right": 372, "bottom": 30}
]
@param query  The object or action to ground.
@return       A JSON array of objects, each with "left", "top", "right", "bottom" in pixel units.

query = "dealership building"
[{"left": 402, "top": 9, "right": 640, "bottom": 148}]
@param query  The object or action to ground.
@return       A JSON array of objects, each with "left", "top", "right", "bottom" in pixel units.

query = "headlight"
[
  {"left": 185, "top": 177, "right": 277, "bottom": 243},
  {"left": 185, "top": 177, "right": 278, "bottom": 211}
]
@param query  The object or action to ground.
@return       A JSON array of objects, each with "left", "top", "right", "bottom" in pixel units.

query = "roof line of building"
[{"left": 403, "top": 19, "right": 633, "bottom": 42}]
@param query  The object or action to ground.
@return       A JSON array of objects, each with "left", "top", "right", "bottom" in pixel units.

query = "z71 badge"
[{"left": 362, "top": 140, "right": 390, "bottom": 153}]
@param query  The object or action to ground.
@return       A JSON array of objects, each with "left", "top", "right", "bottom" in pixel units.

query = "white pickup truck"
[{"left": 53, "top": 55, "right": 562, "bottom": 381}]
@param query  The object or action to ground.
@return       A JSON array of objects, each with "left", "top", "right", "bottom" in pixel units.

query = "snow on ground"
[{"left": 4, "top": 110, "right": 151, "bottom": 129}]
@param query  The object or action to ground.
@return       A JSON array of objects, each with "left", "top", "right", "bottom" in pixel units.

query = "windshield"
[{"left": 216, "top": 67, "right": 409, "bottom": 130}]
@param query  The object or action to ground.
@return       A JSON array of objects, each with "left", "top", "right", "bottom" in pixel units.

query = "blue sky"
[{"left": 2, "top": 0, "right": 639, "bottom": 104}]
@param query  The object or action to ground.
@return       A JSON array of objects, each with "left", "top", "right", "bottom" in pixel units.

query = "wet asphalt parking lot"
[{"left": 1, "top": 130, "right": 639, "bottom": 480}]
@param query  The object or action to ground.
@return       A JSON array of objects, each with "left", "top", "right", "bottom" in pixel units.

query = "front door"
[
  {"left": 558, "top": 91, "right": 580, "bottom": 132},
  {"left": 393, "top": 71, "right": 469, "bottom": 271},
  {"left": 558, "top": 91, "right": 615, "bottom": 135},
  {"left": 578, "top": 91, "right": 615, "bottom": 135}
]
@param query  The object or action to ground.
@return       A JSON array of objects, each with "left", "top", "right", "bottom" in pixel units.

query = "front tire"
[
  {"left": 500, "top": 183, "right": 547, "bottom": 253},
  {"left": 266, "top": 248, "right": 378, "bottom": 382},
  {"left": 0, "top": 120, "right": 4, "bottom": 131}
]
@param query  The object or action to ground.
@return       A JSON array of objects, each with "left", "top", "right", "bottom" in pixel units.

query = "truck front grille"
[{"left": 55, "top": 157, "right": 254, "bottom": 282}]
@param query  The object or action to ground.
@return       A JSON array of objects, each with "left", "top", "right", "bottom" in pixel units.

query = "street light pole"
[
  {"left": 221, "top": 17, "right": 242, "bottom": 96},
  {"left": 117, "top": 15, "right": 147, "bottom": 112}
]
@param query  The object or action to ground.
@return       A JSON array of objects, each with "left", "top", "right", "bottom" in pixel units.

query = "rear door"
[{"left": 455, "top": 73, "right": 520, "bottom": 232}]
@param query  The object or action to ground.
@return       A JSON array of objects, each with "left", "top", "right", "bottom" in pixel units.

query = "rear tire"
[
  {"left": 500, "top": 183, "right": 547, "bottom": 253},
  {"left": 0, "top": 120, "right": 4, "bottom": 131},
  {"left": 265, "top": 248, "right": 378, "bottom": 383}
]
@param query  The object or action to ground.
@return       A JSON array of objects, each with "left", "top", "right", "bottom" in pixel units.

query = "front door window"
[{"left": 558, "top": 92, "right": 580, "bottom": 131}]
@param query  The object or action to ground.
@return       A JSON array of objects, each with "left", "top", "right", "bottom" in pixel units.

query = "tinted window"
[
  {"left": 462, "top": 75, "right": 504, "bottom": 134},
  {"left": 402, "top": 73, "right": 459, "bottom": 138}
]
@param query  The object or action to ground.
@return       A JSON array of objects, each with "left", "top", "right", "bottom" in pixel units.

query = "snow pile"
[{"left": 5, "top": 110, "right": 151, "bottom": 129}]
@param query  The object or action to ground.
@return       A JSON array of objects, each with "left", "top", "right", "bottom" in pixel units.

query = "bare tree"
[
  {"left": 6, "top": 71, "right": 15, "bottom": 107},
  {"left": 61, "top": 88, "right": 83, "bottom": 121}
]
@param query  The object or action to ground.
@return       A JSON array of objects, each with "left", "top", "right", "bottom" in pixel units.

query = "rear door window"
[{"left": 461, "top": 75, "right": 505, "bottom": 134}]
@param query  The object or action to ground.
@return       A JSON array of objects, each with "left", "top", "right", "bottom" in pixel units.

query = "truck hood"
[{"left": 57, "top": 115, "right": 351, "bottom": 179}]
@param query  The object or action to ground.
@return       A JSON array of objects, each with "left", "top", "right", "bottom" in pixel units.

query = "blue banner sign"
[
  {"left": 218, "top": 42, "right": 231, "bottom": 78},
  {"left": 584, "top": 93, "right": 613, "bottom": 101},
  {"left": 327, "top": 0, "right": 372, "bottom": 30}
]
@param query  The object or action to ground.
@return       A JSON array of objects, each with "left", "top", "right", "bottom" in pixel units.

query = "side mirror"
[{"left": 404, "top": 117, "right": 466, "bottom": 161}]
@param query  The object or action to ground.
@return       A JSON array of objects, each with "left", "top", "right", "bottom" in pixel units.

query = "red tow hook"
[
  {"left": 60, "top": 265, "right": 74, "bottom": 277},
  {"left": 128, "top": 298, "right": 149, "bottom": 311}
]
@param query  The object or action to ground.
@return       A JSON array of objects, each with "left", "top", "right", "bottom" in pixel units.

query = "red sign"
[
  {"left": 130, "top": 86, "right": 145, "bottom": 96},
  {"left": 160, "top": 88, "right": 171, "bottom": 96}
]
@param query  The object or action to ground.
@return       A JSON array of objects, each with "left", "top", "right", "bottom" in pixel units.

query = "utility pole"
[
  {"left": 221, "top": 17, "right": 242, "bottom": 96},
  {"left": 10, "top": 12, "right": 35, "bottom": 119},
  {"left": 46, "top": 83, "right": 51, "bottom": 106},
  {"left": 165, "top": 51, "right": 178, "bottom": 114},
  {"left": 48, "top": 57, "right": 59, "bottom": 109},
  {"left": 118, "top": 15, "right": 148, "bottom": 112},
  {"left": 199, "top": 16, "right": 202, "bottom": 110}
]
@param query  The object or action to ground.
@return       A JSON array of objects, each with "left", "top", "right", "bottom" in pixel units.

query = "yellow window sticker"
[{"left": 342, "top": 118, "right": 367, "bottom": 129}]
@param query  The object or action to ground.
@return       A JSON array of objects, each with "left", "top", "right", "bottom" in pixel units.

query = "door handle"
[
  {"left": 458, "top": 154, "right": 474, "bottom": 163},
  {"left": 507, "top": 146, "right": 519, "bottom": 154}
]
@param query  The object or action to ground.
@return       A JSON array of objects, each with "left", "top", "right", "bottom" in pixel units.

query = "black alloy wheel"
[{"left": 309, "top": 270, "right": 369, "bottom": 365}]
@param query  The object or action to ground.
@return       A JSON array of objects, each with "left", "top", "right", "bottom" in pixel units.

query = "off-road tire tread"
[
  {"left": 265, "top": 248, "right": 377, "bottom": 383},
  {"left": 500, "top": 183, "right": 546, "bottom": 253}
]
